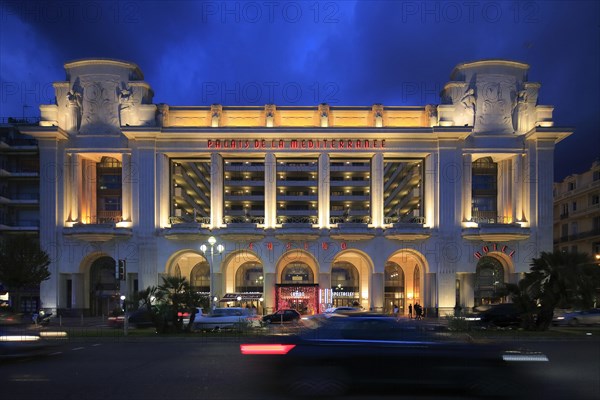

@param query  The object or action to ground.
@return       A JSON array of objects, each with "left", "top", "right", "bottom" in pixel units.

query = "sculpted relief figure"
[
  {"left": 65, "top": 87, "right": 82, "bottom": 132},
  {"left": 460, "top": 88, "right": 476, "bottom": 126},
  {"left": 514, "top": 89, "right": 528, "bottom": 132},
  {"left": 118, "top": 84, "right": 138, "bottom": 126}
]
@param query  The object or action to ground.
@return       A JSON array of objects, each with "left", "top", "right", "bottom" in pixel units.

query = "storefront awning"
[{"left": 219, "top": 293, "right": 263, "bottom": 302}]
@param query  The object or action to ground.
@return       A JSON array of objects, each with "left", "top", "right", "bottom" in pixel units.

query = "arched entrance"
[
  {"left": 89, "top": 256, "right": 119, "bottom": 316},
  {"left": 331, "top": 261, "right": 360, "bottom": 307},
  {"left": 275, "top": 250, "right": 320, "bottom": 315},
  {"left": 474, "top": 256, "right": 508, "bottom": 306},
  {"left": 385, "top": 250, "right": 428, "bottom": 316},
  {"left": 329, "top": 250, "right": 373, "bottom": 311},
  {"left": 279, "top": 262, "right": 316, "bottom": 314},
  {"left": 222, "top": 250, "right": 265, "bottom": 312},
  {"left": 165, "top": 250, "right": 210, "bottom": 298}
]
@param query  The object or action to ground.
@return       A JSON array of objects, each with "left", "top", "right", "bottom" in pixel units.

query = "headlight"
[{"left": 555, "top": 316, "right": 565, "bottom": 320}]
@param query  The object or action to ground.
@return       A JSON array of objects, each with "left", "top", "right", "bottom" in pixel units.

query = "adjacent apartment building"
[{"left": 553, "top": 160, "right": 600, "bottom": 260}]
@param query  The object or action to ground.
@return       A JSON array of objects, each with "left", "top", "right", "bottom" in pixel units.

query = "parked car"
[
  {"left": 180, "top": 307, "right": 203, "bottom": 326},
  {"left": 470, "top": 303, "right": 522, "bottom": 328},
  {"left": 127, "top": 307, "right": 155, "bottom": 328},
  {"left": 240, "top": 313, "right": 549, "bottom": 397},
  {"left": 553, "top": 309, "right": 600, "bottom": 326},
  {"left": 0, "top": 310, "right": 30, "bottom": 326},
  {"left": 192, "top": 307, "right": 255, "bottom": 331},
  {"left": 262, "top": 309, "right": 301, "bottom": 324}
]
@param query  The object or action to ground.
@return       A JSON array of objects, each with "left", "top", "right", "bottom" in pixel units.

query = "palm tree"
[
  {"left": 157, "top": 276, "right": 189, "bottom": 331},
  {"left": 519, "top": 251, "right": 600, "bottom": 330}
]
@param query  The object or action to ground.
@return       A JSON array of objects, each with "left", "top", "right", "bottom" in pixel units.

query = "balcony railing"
[
  {"left": 384, "top": 216, "right": 425, "bottom": 224},
  {"left": 330, "top": 216, "right": 371, "bottom": 224},
  {"left": 83, "top": 212, "right": 122, "bottom": 224},
  {"left": 469, "top": 214, "right": 512, "bottom": 224},
  {"left": 169, "top": 216, "right": 211, "bottom": 225},
  {"left": 223, "top": 216, "right": 265, "bottom": 224},
  {"left": 277, "top": 216, "right": 318, "bottom": 224}
]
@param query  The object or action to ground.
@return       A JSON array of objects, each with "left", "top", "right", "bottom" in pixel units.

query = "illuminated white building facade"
[{"left": 23, "top": 59, "right": 571, "bottom": 316}]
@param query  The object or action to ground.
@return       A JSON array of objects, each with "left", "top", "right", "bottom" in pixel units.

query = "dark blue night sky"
[{"left": 0, "top": 1, "right": 598, "bottom": 180}]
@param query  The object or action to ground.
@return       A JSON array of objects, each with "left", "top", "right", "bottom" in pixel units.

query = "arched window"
[
  {"left": 384, "top": 261, "right": 405, "bottom": 314},
  {"left": 190, "top": 261, "right": 210, "bottom": 292},
  {"left": 235, "top": 262, "right": 263, "bottom": 293},
  {"left": 474, "top": 256, "right": 506, "bottom": 306},
  {"left": 281, "top": 262, "right": 314, "bottom": 284}
]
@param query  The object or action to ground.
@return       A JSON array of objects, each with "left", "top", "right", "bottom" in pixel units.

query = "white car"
[
  {"left": 181, "top": 307, "right": 204, "bottom": 327},
  {"left": 192, "top": 307, "right": 258, "bottom": 331}
]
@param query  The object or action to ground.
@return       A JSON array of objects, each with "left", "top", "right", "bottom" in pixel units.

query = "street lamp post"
[{"left": 200, "top": 236, "right": 224, "bottom": 312}]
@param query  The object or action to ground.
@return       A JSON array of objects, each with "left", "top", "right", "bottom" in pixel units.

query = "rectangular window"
[
  {"left": 572, "top": 201, "right": 577, "bottom": 212},
  {"left": 591, "top": 194, "right": 599, "bottom": 205},
  {"left": 330, "top": 158, "right": 372, "bottom": 224},
  {"left": 383, "top": 159, "right": 423, "bottom": 224},
  {"left": 170, "top": 159, "right": 211, "bottom": 224},
  {"left": 224, "top": 158, "right": 264, "bottom": 224},
  {"left": 568, "top": 181, "right": 576, "bottom": 191},
  {"left": 276, "top": 158, "right": 318, "bottom": 224}
]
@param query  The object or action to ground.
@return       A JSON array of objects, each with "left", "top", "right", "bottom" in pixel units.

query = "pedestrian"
[
  {"left": 408, "top": 303, "right": 413, "bottom": 319},
  {"left": 393, "top": 304, "right": 399, "bottom": 315},
  {"left": 415, "top": 303, "right": 422, "bottom": 320}
]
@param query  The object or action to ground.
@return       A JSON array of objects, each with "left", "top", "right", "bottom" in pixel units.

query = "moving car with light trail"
[{"left": 240, "top": 313, "right": 549, "bottom": 398}]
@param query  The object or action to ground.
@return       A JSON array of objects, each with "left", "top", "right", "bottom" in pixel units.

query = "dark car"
[
  {"left": 262, "top": 309, "right": 301, "bottom": 324},
  {"left": 475, "top": 303, "right": 522, "bottom": 328},
  {"left": 127, "top": 308, "right": 154, "bottom": 328},
  {"left": 240, "top": 313, "right": 549, "bottom": 397}
]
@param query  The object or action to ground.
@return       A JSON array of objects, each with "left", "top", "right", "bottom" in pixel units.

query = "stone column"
[
  {"left": 424, "top": 153, "right": 437, "bottom": 227},
  {"left": 154, "top": 153, "right": 168, "bottom": 227},
  {"left": 121, "top": 153, "right": 132, "bottom": 222},
  {"left": 512, "top": 154, "right": 524, "bottom": 222},
  {"left": 497, "top": 159, "right": 512, "bottom": 223},
  {"left": 210, "top": 153, "right": 223, "bottom": 228},
  {"left": 37, "top": 140, "right": 63, "bottom": 311},
  {"left": 263, "top": 272, "right": 276, "bottom": 315},
  {"left": 318, "top": 153, "right": 330, "bottom": 228},
  {"left": 536, "top": 140, "right": 556, "bottom": 252},
  {"left": 462, "top": 154, "right": 472, "bottom": 222},
  {"left": 371, "top": 153, "right": 384, "bottom": 227},
  {"left": 371, "top": 272, "right": 384, "bottom": 312},
  {"left": 264, "top": 152, "right": 276, "bottom": 228},
  {"left": 134, "top": 141, "right": 156, "bottom": 234}
]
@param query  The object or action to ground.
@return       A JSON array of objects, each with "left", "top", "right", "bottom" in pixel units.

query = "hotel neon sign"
[{"left": 207, "top": 139, "right": 386, "bottom": 150}]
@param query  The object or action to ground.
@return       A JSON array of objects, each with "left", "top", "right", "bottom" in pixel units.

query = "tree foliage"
[
  {"left": 134, "top": 276, "right": 206, "bottom": 333},
  {"left": 511, "top": 251, "right": 600, "bottom": 330},
  {"left": 0, "top": 235, "right": 51, "bottom": 311}
]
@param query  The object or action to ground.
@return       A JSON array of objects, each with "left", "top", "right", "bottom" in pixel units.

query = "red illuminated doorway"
[{"left": 275, "top": 284, "right": 319, "bottom": 315}]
